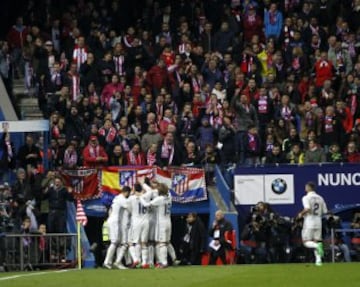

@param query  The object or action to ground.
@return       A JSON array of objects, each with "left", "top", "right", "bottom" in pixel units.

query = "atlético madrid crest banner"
[
  {"left": 155, "top": 167, "right": 207, "bottom": 203},
  {"left": 60, "top": 168, "right": 101, "bottom": 200},
  {"left": 60, "top": 166, "right": 207, "bottom": 204}
]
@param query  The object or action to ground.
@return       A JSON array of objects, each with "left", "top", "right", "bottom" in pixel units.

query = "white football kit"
[
  {"left": 128, "top": 190, "right": 153, "bottom": 243},
  {"left": 302, "top": 191, "right": 328, "bottom": 241}
]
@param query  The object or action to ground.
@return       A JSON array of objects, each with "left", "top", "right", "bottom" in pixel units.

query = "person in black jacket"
[
  {"left": 0, "top": 128, "right": 16, "bottom": 182},
  {"left": 156, "top": 132, "right": 183, "bottom": 167},
  {"left": 209, "top": 210, "right": 233, "bottom": 265},
  {"left": 179, "top": 212, "right": 207, "bottom": 265},
  {"left": 43, "top": 175, "right": 72, "bottom": 233}
]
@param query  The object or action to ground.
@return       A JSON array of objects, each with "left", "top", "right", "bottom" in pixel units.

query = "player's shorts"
[
  {"left": 118, "top": 223, "right": 130, "bottom": 244},
  {"left": 108, "top": 221, "right": 120, "bottom": 243},
  {"left": 302, "top": 227, "right": 322, "bottom": 242},
  {"left": 148, "top": 218, "right": 156, "bottom": 242},
  {"left": 155, "top": 221, "right": 171, "bottom": 242},
  {"left": 130, "top": 219, "right": 149, "bottom": 243}
]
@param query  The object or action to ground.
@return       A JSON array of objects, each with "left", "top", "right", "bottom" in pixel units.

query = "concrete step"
[
  {"left": 22, "top": 112, "right": 44, "bottom": 120},
  {"left": 19, "top": 97, "right": 38, "bottom": 105}
]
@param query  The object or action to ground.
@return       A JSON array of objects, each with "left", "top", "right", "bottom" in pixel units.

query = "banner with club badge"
[
  {"left": 155, "top": 167, "right": 207, "bottom": 203},
  {"left": 60, "top": 168, "right": 101, "bottom": 200}
]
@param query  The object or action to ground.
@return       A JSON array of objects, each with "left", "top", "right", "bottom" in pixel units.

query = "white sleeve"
[
  {"left": 127, "top": 196, "right": 134, "bottom": 214},
  {"left": 142, "top": 183, "right": 153, "bottom": 193},
  {"left": 120, "top": 197, "right": 129, "bottom": 209},
  {"left": 140, "top": 196, "right": 151, "bottom": 207},
  {"left": 302, "top": 196, "right": 310, "bottom": 210},
  {"left": 148, "top": 196, "right": 164, "bottom": 207},
  {"left": 142, "top": 187, "right": 155, "bottom": 201},
  {"left": 322, "top": 198, "right": 328, "bottom": 214}
]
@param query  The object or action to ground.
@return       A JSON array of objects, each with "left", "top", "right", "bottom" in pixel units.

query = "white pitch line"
[{"left": 0, "top": 269, "right": 73, "bottom": 281}]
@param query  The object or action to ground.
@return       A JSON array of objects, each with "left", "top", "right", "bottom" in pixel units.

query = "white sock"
[
  {"left": 314, "top": 250, "right": 322, "bottom": 263},
  {"left": 167, "top": 243, "right": 177, "bottom": 261},
  {"left": 115, "top": 245, "right": 127, "bottom": 265},
  {"left": 129, "top": 245, "right": 139, "bottom": 263},
  {"left": 104, "top": 243, "right": 116, "bottom": 265},
  {"left": 125, "top": 250, "right": 132, "bottom": 265},
  {"left": 159, "top": 244, "right": 168, "bottom": 266},
  {"left": 304, "top": 241, "right": 318, "bottom": 249},
  {"left": 148, "top": 245, "right": 154, "bottom": 265},
  {"left": 135, "top": 244, "right": 141, "bottom": 262},
  {"left": 155, "top": 244, "right": 161, "bottom": 264},
  {"left": 141, "top": 246, "right": 149, "bottom": 265}
]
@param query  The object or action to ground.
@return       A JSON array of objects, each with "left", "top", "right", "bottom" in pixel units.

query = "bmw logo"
[{"left": 271, "top": 178, "right": 287, "bottom": 194}]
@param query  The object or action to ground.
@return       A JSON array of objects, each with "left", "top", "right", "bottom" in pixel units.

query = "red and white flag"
[
  {"left": 155, "top": 167, "right": 207, "bottom": 203},
  {"left": 76, "top": 199, "right": 88, "bottom": 226}
]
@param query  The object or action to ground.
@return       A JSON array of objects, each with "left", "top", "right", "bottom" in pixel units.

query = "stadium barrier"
[
  {"left": 4, "top": 233, "right": 77, "bottom": 271},
  {"left": 330, "top": 228, "right": 360, "bottom": 263}
]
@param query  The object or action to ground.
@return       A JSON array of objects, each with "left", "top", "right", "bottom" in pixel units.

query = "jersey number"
[
  {"left": 313, "top": 203, "right": 320, "bottom": 216},
  {"left": 138, "top": 203, "right": 147, "bottom": 215}
]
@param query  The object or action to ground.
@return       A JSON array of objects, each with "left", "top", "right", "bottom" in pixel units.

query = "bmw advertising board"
[{"left": 234, "top": 164, "right": 360, "bottom": 218}]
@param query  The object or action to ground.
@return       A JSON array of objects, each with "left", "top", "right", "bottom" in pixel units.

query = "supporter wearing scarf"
[
  {"left": 127, "top": 144, "right": 145, "bottom": 166},
  {"left": 147, "top": 149, "right": 157, "bottom": 166},
  {"left": 99, "top": 121, "right": 117, "bottom": 144},
  {"left": 83, "top": 136, "right": 108, "bottom": 167},
  {"left": 159, "top": 133, "right": 175, "bottom": 166},
  {"left": 63, "top": 144, "right": 78, "bottom": 168}
]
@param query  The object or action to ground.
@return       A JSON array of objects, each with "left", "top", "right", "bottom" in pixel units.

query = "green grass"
[{"left": 1, "top": 264, "right": 360, "bottom": 287}]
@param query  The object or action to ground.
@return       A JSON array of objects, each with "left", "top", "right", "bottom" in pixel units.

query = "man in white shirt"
[
  {"left": 103, "top": 186, "right": 131, "bottom": 269},
  {"left": 299, "top": 181, "right": 328, "bottom": 266}
]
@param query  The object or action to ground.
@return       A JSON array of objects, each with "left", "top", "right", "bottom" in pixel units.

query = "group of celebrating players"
[{"left": 103, "top": 178, "right": 178, "bottom": 269}]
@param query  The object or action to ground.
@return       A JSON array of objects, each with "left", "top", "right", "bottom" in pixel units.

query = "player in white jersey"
[
  {"left": 127, "top": 183, "right": 153, "bottom": 268},
  {"left": 113, "top": 186, "right": 132, "bottom": 269},
  {"left": 141, "top": 182, "right": 172, "bottom": 268},
  {"left": 103, "top": 186, "right": 131, "bottom": 269},
  {"left": 144, "top": 179, "right": 158, "bottom": 267},
  {"left": 299, "top": 181, "right": 328, "bottom": 266}
]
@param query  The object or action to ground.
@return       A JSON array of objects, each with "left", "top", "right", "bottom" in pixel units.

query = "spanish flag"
[{"left": 101, "top": 166, "right": 154, "bottom": 195}]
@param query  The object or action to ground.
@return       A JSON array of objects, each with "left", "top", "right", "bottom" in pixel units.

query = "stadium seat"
[{"left": 223, "top": 230, "right": 237, "bottom": 264}]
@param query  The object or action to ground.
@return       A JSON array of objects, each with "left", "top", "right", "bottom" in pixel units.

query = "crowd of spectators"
[
  {"left": 2, "top": 0, "right": 360, "bottom": 266},
  {"left": 1, "top": 0, "right": 360, "bottom": 176}
]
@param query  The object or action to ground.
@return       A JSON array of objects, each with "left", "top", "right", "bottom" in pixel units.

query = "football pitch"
[{"left": 1, "top": 263, "right": 360, "bottom": 287}]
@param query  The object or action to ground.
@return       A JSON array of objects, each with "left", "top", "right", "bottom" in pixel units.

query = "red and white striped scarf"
[
  {"left": 70, "top": 73, "right": 80, "bottom": 101},
  {"left": 269, "top": 11, "right": 277, "bottom": 25},
  {"left": 72, "top": 46, "right": 88, "bottom": 71},
  {"left": 128, "top": 150, "right": 142, "bottom": 165},
  {"left": 161, "top": 141, "right": 174, "bottom": 165},
  {"left": 147, "top": 150, "right": 156, "bottom": 166},
  {"left": 64, "top": 149, "right": 77, "bottom": 166},
  {"left": 89, "top": 145, "right": 100, "bottom": 158},
  {"left": 247, "top": 14, "right": 256, "bottom": 24},
  {"left": 99, "top": 127, "right": 117, "bottom": 143},
  {"left": 113, "top": 55, "right": 125, "bottom": 76},
  {"left": 248, "top": 133, "right": 257, "bottom": 151}
]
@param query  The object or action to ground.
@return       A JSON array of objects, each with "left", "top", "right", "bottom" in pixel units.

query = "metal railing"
[{"left": 3, "top": 233, "right": 78, "bottom": 271}]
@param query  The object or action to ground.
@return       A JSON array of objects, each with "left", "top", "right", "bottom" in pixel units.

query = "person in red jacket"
[
  {"left": 242, "top": 5, "right": 263, "bottom": 44},
  {"left": 314, "top": 51, "right": 334, "bottom": 88},
  {"left": 82, "top": 136, "right": 108, "bottom": 168},
  {"left": 344, "top": 141, "right": 360, "bottom": 163},
  {"left": 335, "top": 100, "right": 353, "bottom": 135},
  {"left": 6, "top": 16, "right": 29, "bottom": 77},
  {"left": 101, "top": 74, "right": 123, "bottom": 109},
  {"left": 146, "top": 59, "right": 171, "bottom": 96}
]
